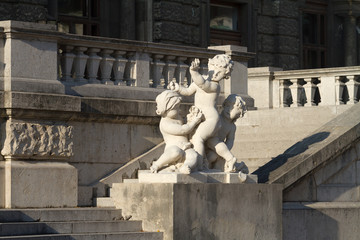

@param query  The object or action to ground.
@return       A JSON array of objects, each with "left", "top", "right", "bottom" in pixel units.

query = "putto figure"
[
  {"left": 169, "top": 54, "right": 238, "bottom": 172},
  {"left": 150, "top": 90, "right": 203, "bottom": 174},
  {"left": 206, "top": 94, "right": 248, "bottom": 173}
]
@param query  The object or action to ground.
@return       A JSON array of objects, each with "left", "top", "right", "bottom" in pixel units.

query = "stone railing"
[
  {"left": 0, "top": 20, "right": 253, "bottom": 99},
  {"left": 248, "top": 67, "right": 360, "bottom": 109},
  {"left": 57, "top": 38, "right": 218, "bottom": 89}
]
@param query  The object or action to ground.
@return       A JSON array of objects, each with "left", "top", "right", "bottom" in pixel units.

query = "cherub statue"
[
  {"left": 150, "top": 90, "right": 203, "bottom": 174},
  {"left": 169, "top": 54, "right": 238, "bottom": 172},
  {"left": 206, "top": 94, "right": 249, "bottom": 173}
]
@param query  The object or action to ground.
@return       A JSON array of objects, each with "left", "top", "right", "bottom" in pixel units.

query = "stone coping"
[
  {"left": 137, "top": 170, "right": 258, "bottom": 184},
  {"left": 255, "top": 103, "right": 360, "bottom": 189}
]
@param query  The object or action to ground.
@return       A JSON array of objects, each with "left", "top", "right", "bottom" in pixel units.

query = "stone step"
[
  {"left": 232, "top": 140, "right": 294, "bottom": 159},
  {"left": 0, "top": 232, "right": 163, "bottom": 240},
  {"left": 238, "top": 158, "right": 272, "bottom": 174},
  {"left": 0, "top": 220, "right": 142, "bottom": 236},
  {"left": 0, "top": 208, "right": 122, "bottom": 223},
  {"left": 94, "top": 197, "right": 115, "bottom": 208},
  {"left": 235, "top": 126, "right": 320, "bottom": 141}
]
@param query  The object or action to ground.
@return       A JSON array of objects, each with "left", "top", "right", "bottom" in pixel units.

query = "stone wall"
[
  {"left": 0, "top": 0, "right": 48, "bottom": 22},
  {"left": 153, "top": 0, "right": 203, "bottom": 46},
  {"left": 256, "top": 0, "right": 305, "bottom": 70}
]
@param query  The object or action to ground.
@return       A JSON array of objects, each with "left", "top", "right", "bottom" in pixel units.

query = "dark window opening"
[
  {"left": 58, "top": 0, "right": 100, "bottom": 36},
  {"left": 210, "top": 1, "right": 245, "bottom": 46}
]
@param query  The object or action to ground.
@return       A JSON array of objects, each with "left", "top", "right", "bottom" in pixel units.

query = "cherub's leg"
[
  {"left": 207, "top": 137, "right": 236, "bottom": 172},
  {"left": 206, "top": 149, "right": 218, "bottom": 169},
  {"left": 180, "top": 149, "right": 199, "bottom": 174},
  {"left": 150, "top": 146, "right": 185, "bottom": 173}
]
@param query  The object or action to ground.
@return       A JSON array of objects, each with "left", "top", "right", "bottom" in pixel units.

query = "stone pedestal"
[
  {"left": 1, "top": 160, "right": 77, "bottom": 208},
  {"left": 112, "top": 180, "right": 282, "bottom": 240}
]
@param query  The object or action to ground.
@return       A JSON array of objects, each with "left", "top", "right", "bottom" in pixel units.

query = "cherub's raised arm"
[
  {"left": 168, "top": 81, "right": 196, "bottom": 96},
  {"left": 189, "top": 58, "right": 212, "bottom": 92}
]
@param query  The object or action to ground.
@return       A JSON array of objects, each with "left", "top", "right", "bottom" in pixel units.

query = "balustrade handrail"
[{"left": 248, "top": 66, "right": 360, "bottom": 109}]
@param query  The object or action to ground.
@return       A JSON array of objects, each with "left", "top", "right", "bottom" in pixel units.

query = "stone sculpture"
[
  {"left": 206, "top": 94, "right": 249, "bottom": 173},
  {"left": 150, "top": 90, "right": 203, "bottom": 174},
  {"left": 151, "top": 54, "right": 248, "bottom": 174}
]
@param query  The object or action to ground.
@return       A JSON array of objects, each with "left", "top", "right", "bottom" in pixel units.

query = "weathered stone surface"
[
  {"left": 4, "top": 160, "right": 77, "bottom": 208},
  {"left": 278, "top": 36, "right": 300, "bottom": 54},
  {"left": 1, "top": 121, "right": 73, "bottom": 159},
  {"left": 283, "top": 202, "right": 360, "bottom": 240},
  {"left": 258, "top": 16, "right": 275, "bottom": 34},
  {"left": 260, "top": 0, "right": 300, "bottom": 18},
  {"left": 0, "top": 1, "right": 47, "bottom": 22},
  {"left": 112, "top": 183, "right": 282, "bottom": 240},
  {"left": 278, "top": 54, "right": 300, "bottom": 69},
  {"left": 277, "top": 17, "right": 299, "bottom": 37}
]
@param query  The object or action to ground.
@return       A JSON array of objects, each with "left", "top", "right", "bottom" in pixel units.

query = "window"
[
  {"left": 58, "top": 0, "right": 100, "bottom": 36},
  {"left": 302, "top": 1, "right": 327, "bottom": 68},
  {"left": 209, "top": 1, "right": 243, "bottom": 46}
]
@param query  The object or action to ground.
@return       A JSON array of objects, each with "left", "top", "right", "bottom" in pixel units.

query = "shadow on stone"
[{"left": 254, "top": 131, "right": 330, "bottom": 183}]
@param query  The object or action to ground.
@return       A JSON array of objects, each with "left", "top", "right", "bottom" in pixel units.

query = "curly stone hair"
[{"left": 208, "top": 54, "right": 234, "bottom": 77}]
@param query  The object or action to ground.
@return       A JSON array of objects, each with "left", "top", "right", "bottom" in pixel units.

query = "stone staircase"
[
  {"left": 0, "top": 208, "right": 162, "bottom": 240},
  {"left": 233, "top": 105, "right": 352, "bottom": 173}
]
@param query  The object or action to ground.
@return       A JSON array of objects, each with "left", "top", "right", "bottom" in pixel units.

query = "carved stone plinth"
[{"left": 112, "top": 182, "right": 282, "bottom": 240}]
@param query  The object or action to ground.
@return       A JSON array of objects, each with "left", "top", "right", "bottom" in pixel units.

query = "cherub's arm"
[
  {"left": 190, "top": 58, "right": 213, "bottom": 92},
  {"left": 161, "top": 118, "right": 200, "bottom": 136},
  {"left": 224, "top": 125, "right": 236, "bottom": 150},
  {"left": 168, "top": 81, "right": 196, "bottom": 96}
]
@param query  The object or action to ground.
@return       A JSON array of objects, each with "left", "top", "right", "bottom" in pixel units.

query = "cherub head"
[
  {"left": 155, "top": 90, "right": 182, "bottom": 118},
  {"left": 222, "top": 94, "right": 247, "bottom": 121},
  {"left": 208, "top": 54, "right": 234, "bottom": 82}
]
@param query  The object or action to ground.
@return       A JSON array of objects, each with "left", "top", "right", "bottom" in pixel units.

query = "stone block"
[
  {"left": 317, "top": 185, "right": 359, "bottom": 202},
  {"left": 276, "top": 17, "right": 299, "bottom": 37},
  {"left": 138, "top": 170, "right": 257, "bottom": 184},
  {"left": 278, "top": 54, "right": 300, "bottom": 70},
  {"left": 1, "top": 120, "right": 73, "bottom": 160},
  {"left": 78, "top": 186, "right": 93, "bottom": 207},
  {"left": 112, "top": 183, "right": 282, "bottom": 240},
  {"left": 0, "top": 162, "right": 4, "bottom": 208},
  {"left": 283, "top": 174, "right": 317, "bottom": 202},
  {"left": 4, "top": 160, "right": 77, "bottom": 208},
  {"left": 278, "top": 36, "right": 300, "bottom": 54},
  {"left": 70, "top": 122, "right": 162, "bottom": 165},
  {"left": 283, "top": 202, "right": 360, "bottom": 240},
  {"left": 71, "top": 163, "right": 122, "bottom": 186},
  {"left": 258, "top": 16, "right": 275, "bottom": 34}
]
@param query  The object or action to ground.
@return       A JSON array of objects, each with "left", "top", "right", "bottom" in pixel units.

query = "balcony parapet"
[
  {"left": 0, "top": 20, "right": 253, "bottom": 103},
  {"left": 248, "top": 66, "right": 360, "bottom": 109}
]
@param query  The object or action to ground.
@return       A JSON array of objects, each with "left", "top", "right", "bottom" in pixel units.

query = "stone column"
[
  {"left": 120, "top": 0, "right": 136, "bottom": 40},
  {"left": 0, "top": 21, "right": 64, "bottom": 94},
  {"left": 344, "top": 15, "right": 357, "bottom": 66}
]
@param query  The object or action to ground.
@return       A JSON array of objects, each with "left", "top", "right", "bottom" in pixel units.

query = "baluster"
[
  {"left": 186, "top": 57, "right": 194, "bottom": 84},
  {"left": 124, "top": 52, "right": 136, "bottom": 86},
  {"left": 86, "top": 48, "right": 101, "bottom": 84},
  {"left": 175, "top": 57, "right": 189, "bottom": 87},
  {"left": 345, "top": 75, "right": 359, "bottom": 104},
  {"left": 60, "top": 45, "right": 75, "bottom": 82},
  {"left": 304, "top": 78, "right": 316, "bottom": 107},
  {"left": 150, "top": 54, "right": 165, "bottom": 88},
  {"left": 100, "top": 49, "right": 115, "bottom": 85},
  {"left": 73, "top": 47, "right": 89, "bottom": 82},
  {"left": 335, "top": 76, "right": 345, "bottom": 105},
  {"left": 279, "top": 79, "right": 290, "bottom": 107},
  {"left": 290, "top": 79, "right": 301, "bottom": 107},
  {"left": 113, "top": 50, "right": 127, "bottom": 86},
  {"left": 163, "top": 56, "right": 176, "bottom": 88},
  {"left": 200, "top": 58, "right": 208, "bottom": 76}
]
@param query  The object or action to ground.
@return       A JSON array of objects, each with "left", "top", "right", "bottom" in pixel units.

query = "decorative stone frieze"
[{"left": 1, "top": 121, "right": 73, "bottom": 159}]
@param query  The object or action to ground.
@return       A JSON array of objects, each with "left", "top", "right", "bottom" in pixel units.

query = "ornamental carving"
[{"left": 1, "top": 122, "right": 73, "bottom": 159}]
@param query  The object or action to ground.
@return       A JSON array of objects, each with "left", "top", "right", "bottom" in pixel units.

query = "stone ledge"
[{"left": 138, "top": 170, "right": 258, "bottom": 184}]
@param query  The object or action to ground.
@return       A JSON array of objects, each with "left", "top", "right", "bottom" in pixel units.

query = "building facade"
[{"left": 1, "top": 0, "right": 359, "bottom": 70}]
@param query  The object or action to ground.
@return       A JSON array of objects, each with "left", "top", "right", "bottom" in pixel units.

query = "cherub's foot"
[
  {"left": 238, "top": 171, "right": 247, "bottom": 183},
  {"left": 179, "top": 165, "right": 191, "bottom": 174},
  {"left": 150, "top": 163, "right": 159, "bottom": 173},
  {"left": 236, "top": 161, "right": 249, "bottom": 174},
  {"left": 224, "top": 157, "right": 237, "bottom": 173}
]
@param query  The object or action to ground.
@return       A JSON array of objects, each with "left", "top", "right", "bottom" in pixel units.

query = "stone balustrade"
[
  {"left": 57, "top": 37, "right": 221, "bottom": 90},
  {"left": 248, "top": 66, "right": 360, "bottom": 109}
]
